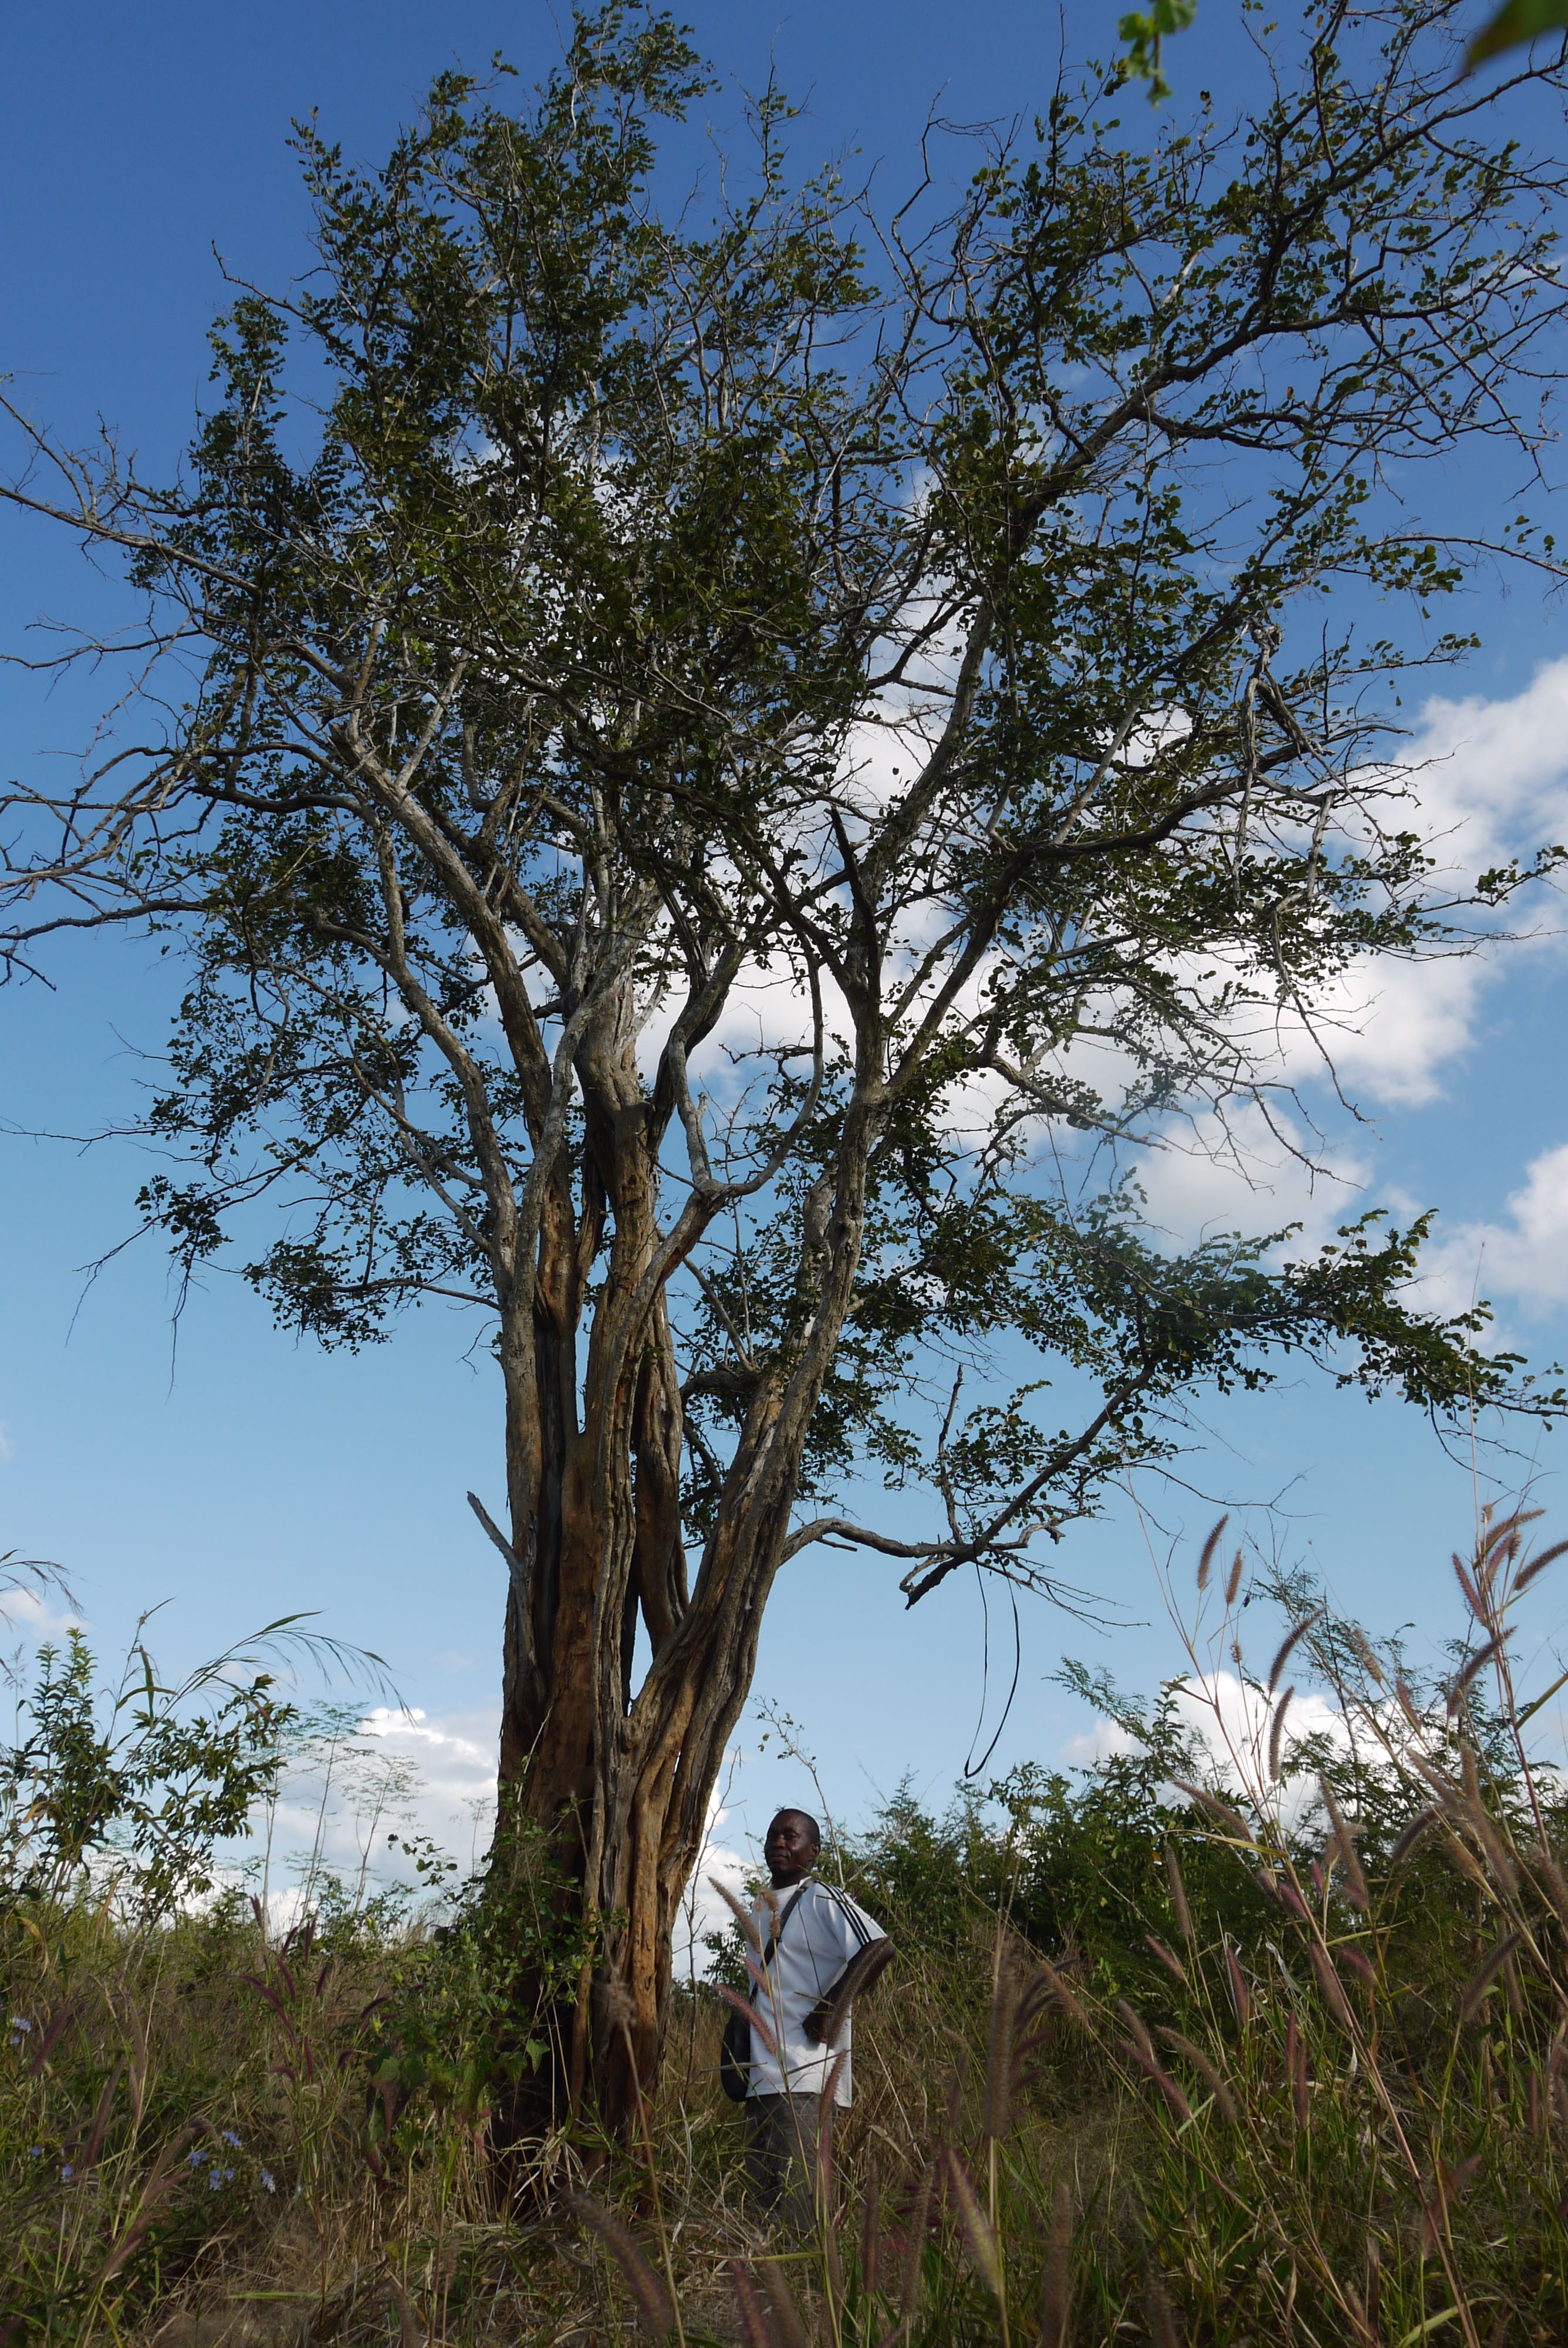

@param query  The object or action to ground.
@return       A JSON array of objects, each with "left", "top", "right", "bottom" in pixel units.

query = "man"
[{"left": 744, "top": 1807, "right": 890, "bottom": 2227}]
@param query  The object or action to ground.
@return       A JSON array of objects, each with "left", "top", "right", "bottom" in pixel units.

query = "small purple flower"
[
  {"left": 208, "top": 2171, "right": 222, "bottom": 2191},
  {"left": 10, "top": 2016, "right": 32, "bottom": 2033},
  {"left": 221, "top": 2130, "right": 241, "bottom": 2147},
  {"left": 28, "top": 2147, "right": 42, "bottom": 2159},
  {"left": 260, "top": 2169, "right": 276, "bottom": 2192},
  {"left": 60, "top": 2164, "right": 74, "bottom": 2181},
  {"left": 188, "top": 2148, "right": 207, "bottom": 2166}
]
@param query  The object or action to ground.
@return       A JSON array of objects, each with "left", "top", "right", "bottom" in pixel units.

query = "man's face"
[{"left": 764, "top": 1810, "right": 818, "bottom": 1887}]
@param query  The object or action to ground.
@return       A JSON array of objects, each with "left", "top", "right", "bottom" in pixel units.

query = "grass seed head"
[{"left": 566, "top": 2191, "right": 677, "bottom": 2338}]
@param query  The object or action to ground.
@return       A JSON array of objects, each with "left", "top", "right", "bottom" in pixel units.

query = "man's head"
[{"left": 764, "top": 1807, "right": 822, "bottom": 1887}]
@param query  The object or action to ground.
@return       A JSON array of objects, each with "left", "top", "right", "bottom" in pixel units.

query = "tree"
[{"left": 3, "top": 0, "right": 1566, "bottom": 2132}]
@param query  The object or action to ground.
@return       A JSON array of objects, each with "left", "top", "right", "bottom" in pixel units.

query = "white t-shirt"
[{"left": 746, "top": 1874, "right": 887, "bottom": 2106}]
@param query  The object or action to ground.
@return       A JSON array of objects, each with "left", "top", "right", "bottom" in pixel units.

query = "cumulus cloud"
[
  {"left": 1301, "top": 657, "right": 1568, "bottom": 1108},
  {"left": 1130, "top": 1100, "right": 1375, "bottom": 1256},
  {"left": 482, "top": 658, "right": 1568, "bottom": 1297},
  {"left": 675, "top": 1770, "right": 752, "bottom": 1982},
  {"left": 1401, "top": 656, "right": 1568, "bottom": 891},
  {"left": 356, "top": 1703, "right": 501, "bottom": 1853},
  {"left": 0, "top": 1580, "right": 82, "bottom": 1645},
  {"left": 1293, "top": 953, "right": 1493, "bottom": 1109},
  {"left": 254, "top": 1703, "right": 500, "bottom": 1919},
  {"left": 1062, "top": 1668, "right": 1351, "bottom": 1830},
  {"left": 1418, "top": 1140, "right": 1568, "bottom": 1320}
]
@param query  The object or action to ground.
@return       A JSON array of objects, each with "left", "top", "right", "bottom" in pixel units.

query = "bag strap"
[{"left": 760, "top": 1880, "right": 809, "bottom": 1970}]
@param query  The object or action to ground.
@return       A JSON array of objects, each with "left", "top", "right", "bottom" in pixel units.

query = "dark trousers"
[{"left": 744, "top": 2091, "right": 822, "bottom": 2228}]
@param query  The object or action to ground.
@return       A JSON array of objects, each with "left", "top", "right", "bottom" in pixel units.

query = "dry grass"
[{"left": 8, "top": 1512, "right": 1568, "bottom": 2343}]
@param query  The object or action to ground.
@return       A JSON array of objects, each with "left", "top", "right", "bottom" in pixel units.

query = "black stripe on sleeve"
[{"left": 816, "top": 1882, "right": 874, "bottom": 1949}]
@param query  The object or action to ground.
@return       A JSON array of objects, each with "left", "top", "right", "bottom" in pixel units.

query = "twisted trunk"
[{"left": 491, "top": 1048, "right": 877, "bottom": 2141}]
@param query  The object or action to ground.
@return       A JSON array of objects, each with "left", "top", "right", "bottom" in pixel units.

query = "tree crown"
[{"left": 4, "top": 0, "right": 1566, "bottom": 1611}]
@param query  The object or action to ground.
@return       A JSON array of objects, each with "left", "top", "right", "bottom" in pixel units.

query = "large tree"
[{"left": 3, "top": 0, "right": 1566, "bottom": 2131}]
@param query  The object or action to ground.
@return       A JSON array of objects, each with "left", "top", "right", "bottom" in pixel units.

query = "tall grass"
[{"left": 5, "top": 1512, "right": 1568, "bottom": 2342}]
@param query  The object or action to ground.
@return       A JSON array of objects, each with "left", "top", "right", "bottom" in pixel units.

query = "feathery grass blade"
[
  {"left": 815, "top": 1935, "right": 894, "bottom": 2052},
  {"left": 1268, "top": 1608, "right": 1324, "bottom": 1695},
  {"left": 1038, "top": 1955, "right": 1093, "bottom": 2032},
  {"left": 1447, "top": 1631, "right": 1514, "bottom": 1713},
  {"left": 1158, "top": 2029, "right": 1239, "bottom": 2126},
  {"left": 1197, "top": 1515, "right": 1229, "bottom": 1590},
  {"left": 1040, "top": 2178, "right": 1072, "bottom": 2348},
  {"left": 1164, "top": 1838, "right": 1195, "bottom": 1949},
  {"left": 1307, "top": 1937, "right": 1355, "bottom": 2029},
  {"left": 1172, "top": 1782, "right": 1255, "bottom": 1844},
  {"left": 1319, "top": 1776, "right": 1369, "bottom": 1909},
  {"left": 716, "top": 1985, "right": 780, "bottom": 2062},
  {"left": 758, "top": 2257, "right": 812, "bottom": 2348},
  {"left": 566, "top": 2190, "right": 677, "bottom": 2337},
  {"left": 1224, "top": 1942, "right": 1252, "bottom": 2029},
  {"left": 861, "top": 2154, "right": 881, "bottom": 2302},
  {"left": 727, "top": 2261, "right": 772, "bottom": 2348},
  {"left": 1459, "top": 1928, "right": 1524, "bottom": 2025},
  {"left": 708, "top": 1874, "right": 762, "bottom": 1952},
  {"left": 1388, "top": 1806, "right": 1439, "bottom": 1866},
  {"left": 1287, "top": 2022, "right": 1310, "bottom": 2130},
  {"left": 1268, "top": 1687, "right": 1295, "bottom": 1783},
  {"left": 76, "top": 2061, "right": 127, "bottom": 2175},
  {"left": 945, "top": 2148, "right": 1005, "bottom": 2305},
  {"left": 26, "top": 2000, "right": 81, "bottom": 2079},
  {"left": 1515, "top": 1539, "right": 1568, "bottom": 1594},
  {"left": 1454, "top": 1551, "right": 1486, "bottom": 1621},
  {"left": 983, "top": 1961, "right": 1020, "bottom": 2138},
  {"left": 901, "top": 2164, "right": 935, "bottom": 2321},
  {"left": 1144, "top": 2276, "right": 1185, "bottom": 2348},
  {"left": 818, "top": 2056, "right": 847, "bottom": 2263},
  {"left": 1144, "top": 1934, "right": 1188, "bottom": 1987},
  {"left": 1121, "top": 2040, "right": 1195, "bottom": 2125},
  {"left": 94, "top": 2124, "right": 198, "bottom": 2286},
  {"left": 1116, "top": 1998, "right": 1155, "bottom": 2063}
]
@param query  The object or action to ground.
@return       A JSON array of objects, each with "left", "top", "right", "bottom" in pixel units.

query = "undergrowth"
[{"left": 4, "top": 1511, "right": 1568, "bottom": 2344}]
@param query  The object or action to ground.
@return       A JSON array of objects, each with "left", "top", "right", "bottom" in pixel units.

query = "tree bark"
[{"left": 490, "top": 1026, "right": 877, "bottom": 2143}]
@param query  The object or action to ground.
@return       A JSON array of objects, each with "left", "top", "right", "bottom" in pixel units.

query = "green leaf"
[
  {"left": 1469, "top": 0, "right": 1568, "bottom": 66},
  {"left": 1117, "top": 0, "right": 1198, "bottom": 100}
]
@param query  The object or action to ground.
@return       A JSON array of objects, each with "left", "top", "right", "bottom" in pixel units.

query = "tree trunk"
[{"left": 489, "top": 1043, "right": 876, "bottom": 2144}]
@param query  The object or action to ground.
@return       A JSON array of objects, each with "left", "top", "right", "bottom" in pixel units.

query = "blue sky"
[{"left": 4, "top": 0, "right": 1568, "bottom": 1897}]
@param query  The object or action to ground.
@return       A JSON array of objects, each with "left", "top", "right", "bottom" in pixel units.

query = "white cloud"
[
  {"left": 677, "top": 1768, "right": 752, "bottom": 1982},
  {"left": 355, "top": 1703, "right": 501, "bottom": 1868},
  {"left": 1297, "top": 657, "right": 1568, "bottom": 1108},
  {"left": 1063, "top": 1668, "right": 1350, "bottom": 1830},
  {"left": 487, "top": 659, "right": 1568, "bottom": 1274},
  {"left": 0, "top": 1422, "right": 13, "bottom": 1465},
  {"left": 1131, "top": 1101, "right": 1374, "bottom": 1256},
  {"left": 252, "top": 1703, "right": 501, "bottom": 1915},
  {"left": 0, "top": 1580, "right": 82, "bottom": 1644},
  {"left": 1418, "top": 1140, "right": 1568, "bottom": 1320},
  {"left": 1296, "top": 953, "right": 1492, "bottom": 1109},
  {"left": 1401, "top": 656, "right": 1568, "bottom": 889}
]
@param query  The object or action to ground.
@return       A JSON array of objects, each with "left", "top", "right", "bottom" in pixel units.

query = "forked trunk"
[
  {"left": 495, "top": 1361, "right": 795, "bottom": 2140},
  {"left": 487, "top": 1058, "right": 873, "bottom": 2145}
]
